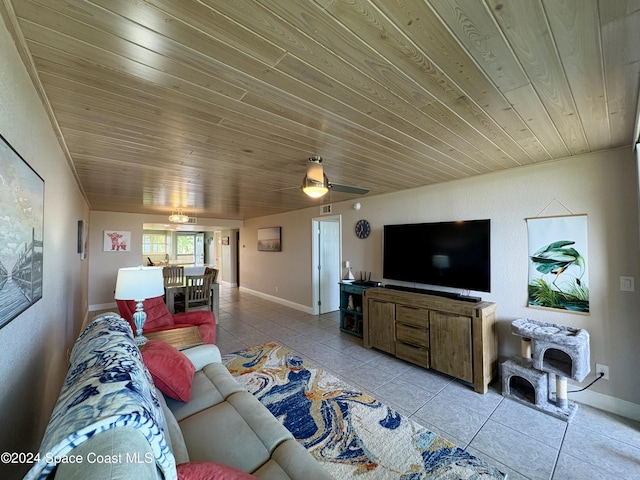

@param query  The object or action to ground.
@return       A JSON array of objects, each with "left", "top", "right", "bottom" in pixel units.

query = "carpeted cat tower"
[{"left": 501, "top": 318, "right": 590, "bottom": 421}]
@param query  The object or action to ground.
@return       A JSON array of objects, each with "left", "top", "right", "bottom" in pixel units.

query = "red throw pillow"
[
  {"left": 177, "top": 462, "right": 258, "bottom": 480},
  {"left": 141, "top": 340, "right": 195, "bottom": 402}
]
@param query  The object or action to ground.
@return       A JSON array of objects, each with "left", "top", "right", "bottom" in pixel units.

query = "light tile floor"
[{"left": 214, "top": 286, "right": 640, "bottom": 480}]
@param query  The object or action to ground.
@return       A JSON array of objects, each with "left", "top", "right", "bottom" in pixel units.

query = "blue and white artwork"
[{"left": 0, "top": 135, "right": 44, "bottom": 328}]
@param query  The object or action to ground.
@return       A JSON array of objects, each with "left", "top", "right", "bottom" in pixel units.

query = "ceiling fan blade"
[
  {"left": 270, "top": 185, "right": 300, "bottom": 192},
  {"left": 328, "top": 183, "right": 369, "bottom": 195}
]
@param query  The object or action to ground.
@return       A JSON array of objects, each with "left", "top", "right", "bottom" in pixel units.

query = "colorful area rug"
[{"left": 223, "top": 342, "right": 505, "bottom": 479}]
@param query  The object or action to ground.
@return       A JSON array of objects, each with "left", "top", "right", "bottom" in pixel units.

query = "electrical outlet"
[
  {"left": 275, "top": 286, "right": 279, "bottom": 293},
  {"left": 595, "top": 363, "right": 609, "bottom": 380}
]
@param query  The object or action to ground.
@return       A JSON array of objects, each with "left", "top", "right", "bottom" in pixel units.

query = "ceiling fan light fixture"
[
  {"left": 302, "top": 174, "right": 329, "bottom": 198},
  {"left": 168, "top": 209, "right": 189, "bottom": 223},
  {"left": 302, "top": 155, "right": 329, "bottom": 198}
]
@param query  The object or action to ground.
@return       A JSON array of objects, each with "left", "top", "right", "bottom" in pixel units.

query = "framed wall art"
[
  {"left": 103, "top": 230, "right": 131, "bottom": 252},
  {"left": 527, "top": 214, "right": 589, "bottom": 313},
  {"left": 257, "top": 227, "right": 281, "bottom": 252},
  {"left": 77, "top": 220, "right": 88, "bottom": 260},
  {"left": 0, "top": 135, "right": 45, "bottom": 329}
]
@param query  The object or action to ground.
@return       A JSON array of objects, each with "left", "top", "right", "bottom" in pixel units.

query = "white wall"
[
  {"left": 241, "top": 148, "right": 640, "bottom": 416},
  {"left": 88, "top": 211, "right": 146, "bottom": 308},
  {"left": 0, "top": 17, "right": 89, "bottom": 478}
]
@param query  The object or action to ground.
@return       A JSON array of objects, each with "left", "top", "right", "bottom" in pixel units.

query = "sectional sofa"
[{"left": 25, "top": 314, "right": 333, "bottom": 480}]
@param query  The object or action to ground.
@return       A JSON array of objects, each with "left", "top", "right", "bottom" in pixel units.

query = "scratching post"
[{"left": 555, "top": 376, "right": 568, "bottom": 409}]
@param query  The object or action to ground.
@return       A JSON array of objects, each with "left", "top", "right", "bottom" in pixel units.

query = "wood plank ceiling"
[{"left": 3, "top": 0, "right": 640, "bottom": 220}]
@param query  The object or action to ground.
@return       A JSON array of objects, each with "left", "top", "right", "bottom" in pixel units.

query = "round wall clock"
[{"left": 355, "top": 219, "right": 371, "bottom": 239}]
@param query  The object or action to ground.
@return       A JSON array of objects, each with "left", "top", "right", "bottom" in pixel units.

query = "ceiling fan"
[{"left": 301, "top": 156, "right": 369, "bottom": 198}]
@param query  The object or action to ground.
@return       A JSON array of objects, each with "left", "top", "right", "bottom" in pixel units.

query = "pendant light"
[{"left": 168, "top": 209, "right": 189, "bottom": 223}]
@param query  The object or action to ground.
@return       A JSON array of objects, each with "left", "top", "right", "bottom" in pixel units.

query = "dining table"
[{"left": 165, "top": 279, "right": 220, "bottom": 321}]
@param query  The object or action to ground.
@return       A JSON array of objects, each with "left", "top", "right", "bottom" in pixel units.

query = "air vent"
[{"left": 320, "top": 204, "right": 332, "bottom": 215}]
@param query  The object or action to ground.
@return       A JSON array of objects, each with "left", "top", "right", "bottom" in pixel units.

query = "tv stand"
[
  {"left": 384, "top": 284, "right": 481, "bottom": 303},
  {"left": 363, "top": 287, "right": 497, "bottom": 393}
]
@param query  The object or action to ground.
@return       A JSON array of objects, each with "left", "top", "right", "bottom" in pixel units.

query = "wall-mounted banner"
[{"left": 527, "top": 214, "right": 589, "bottom": 313}]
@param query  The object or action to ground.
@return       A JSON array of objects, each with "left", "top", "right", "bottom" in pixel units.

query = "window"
[
  {"left": 142, "top": 234, "right": 168, "bottom": 254},
  {"left": 176, "top": 233, "right": 195, "bottom": 263},
  {"left": 176, "top": 234, "right": 195, "bottom": 255}
]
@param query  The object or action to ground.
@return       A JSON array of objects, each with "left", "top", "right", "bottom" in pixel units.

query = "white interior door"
[
  {"left": 318, "top": 219, "right": 340, "bottom": 314},
  {"left": 195, "top": 233, "right": 205, "bottom": 265},
  {"left": 214, "top": 231, "right": 221, "bottom": 267}
]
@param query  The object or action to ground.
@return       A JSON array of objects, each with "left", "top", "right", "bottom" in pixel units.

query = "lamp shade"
[
  {"left": 302, "top": 174, "right": 329, "bottom": 198},
  {"left": 114, "top": 266, "right": 164, "bottom": 301},
  {"left": 302, "top": 156, "right": 329, "bottom": 198}
]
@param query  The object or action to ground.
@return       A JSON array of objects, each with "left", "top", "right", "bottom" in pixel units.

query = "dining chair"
[
  {"left": 204, "top": 267, "right": 219, "bottom": 283},
  {"left": 162, "top": 265, "right": 184, "bottom": 287},
  {"left": 178, "top": 274, "right": 213, "bottom": 312}
]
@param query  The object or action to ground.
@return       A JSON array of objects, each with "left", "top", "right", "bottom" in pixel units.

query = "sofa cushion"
[
  {"left": 178, "top": 391, "right": 292, "bottom": 474},
  {"left": 142, "top": 340, "right": 195, "bottom": 402},
  {"left": 165, "top": 363, "right": 244, "bottom": 422},
  {"left": 180, "top": 344, "right": 222, "bottom": 371},
  {"left": 255, "top": 438, "right": 335, "bottom": 480},
  {"left": 178, "top": 398, "right": 270, "bottom": 473},
  {"left": 177, "top": 461, "right": 258, "bottom": 480}
]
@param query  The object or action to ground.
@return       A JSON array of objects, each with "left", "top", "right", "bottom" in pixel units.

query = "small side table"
[{"left": 144, "top": 326, "right": 203, "bottom": 350}]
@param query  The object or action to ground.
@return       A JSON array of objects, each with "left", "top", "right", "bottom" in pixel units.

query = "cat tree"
[{"left": 501, "top": 318, "right": 590, "bottom": 421}]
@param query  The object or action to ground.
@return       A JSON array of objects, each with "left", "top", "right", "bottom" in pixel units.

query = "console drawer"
[
  {"left": 396, "top": 322, "right": 429, "bottom": 347},
  {"left": 396, "top": 305, "right": 429, "bottom": 328},
  {"left": 341, "top": 283, "right": 365, "bottom": 295},
  {"left": 396, "top": 342, "right": 429, "bottom": 368}
]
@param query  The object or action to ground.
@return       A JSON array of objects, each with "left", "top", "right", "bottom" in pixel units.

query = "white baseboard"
[
  {"left": 570, "top": 388, "right": 640, "bottom": 422},
  {"left": 239, "top": 287, "right": 314, "bottom": 314}
]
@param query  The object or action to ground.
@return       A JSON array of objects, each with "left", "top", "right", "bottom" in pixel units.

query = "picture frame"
[
  {"left": 257, "top": 227, "right": 282, "bottom": 252},
  {"left": 77, "top": 220, "right": 88, "bottom": 260},
  {"left": 0, "top": 134, "right": 45, "bottom": 329},
  {"left": 103, "top": 230, "right": 131, "bottom": 252}
]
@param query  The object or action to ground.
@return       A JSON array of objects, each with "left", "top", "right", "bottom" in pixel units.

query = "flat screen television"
[{"left": 383, "top": 219, "right": 491, "bottom": 293}]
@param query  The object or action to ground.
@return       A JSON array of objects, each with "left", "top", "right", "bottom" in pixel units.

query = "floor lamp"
[{"left": 114, "top": 266, "right": 164, "bottom": 347}]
